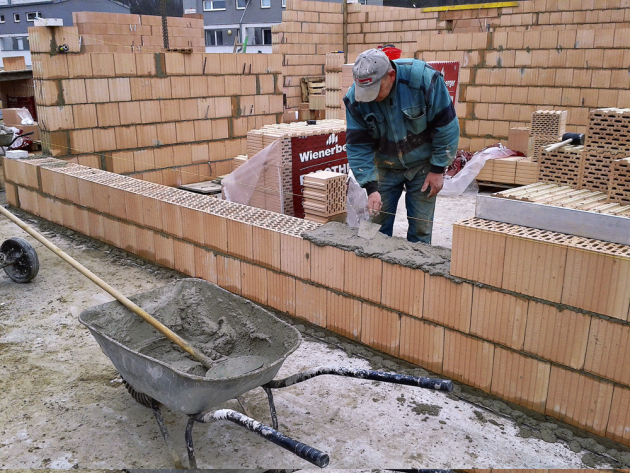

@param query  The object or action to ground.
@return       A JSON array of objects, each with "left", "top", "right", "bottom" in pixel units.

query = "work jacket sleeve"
[
  {"left": 426, "top": 73, "right": 460, "bottom": 173},
  {"left": 344, "top": 90, "right": 378, "bottom": 192}
]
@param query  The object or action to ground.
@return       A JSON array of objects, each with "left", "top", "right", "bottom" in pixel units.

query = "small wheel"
[
  {"left": 1, "top": 237, "right": 39, "bottom": 283},
  {"left": 122, "top": 378, "right": 154, "bottom": 408}
]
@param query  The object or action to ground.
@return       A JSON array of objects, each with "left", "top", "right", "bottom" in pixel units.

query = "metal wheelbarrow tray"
[{"left": 79, "top": 279, "right": 453, "bottom": 469}]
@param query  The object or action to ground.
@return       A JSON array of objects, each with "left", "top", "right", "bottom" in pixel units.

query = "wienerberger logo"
[
  {"left": 326, "top": 133, "right": 338, "bottom": 146},
  {"left": 299, "top": 134, "right": 346, "bottom": 163}
]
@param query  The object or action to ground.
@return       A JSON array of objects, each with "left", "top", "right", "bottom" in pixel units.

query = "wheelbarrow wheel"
[
  {"left": 122, "top": 378, "right": 154, "bottom": 408},
  {"left": 1, "top": 237, "right": 39, "bottom": 283}
]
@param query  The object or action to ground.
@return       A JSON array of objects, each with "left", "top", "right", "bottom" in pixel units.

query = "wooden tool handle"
[
  {"left": 0, "top": 205, "right": 216, "bottom": 369},
  {"left": 544, "top": 138, "right": 572, "bottom": 153}
]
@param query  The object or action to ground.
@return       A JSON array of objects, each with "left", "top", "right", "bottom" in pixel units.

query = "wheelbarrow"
[
  {"left": 0, "top": 127, "right": 34, "bottom": 153},
  {"left": 79, "top": 278, "right": 454, "bottom": 469}
]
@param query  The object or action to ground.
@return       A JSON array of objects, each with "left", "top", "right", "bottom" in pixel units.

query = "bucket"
[{"left": 380, "top": 46, "right": 402, "bottom": 60}]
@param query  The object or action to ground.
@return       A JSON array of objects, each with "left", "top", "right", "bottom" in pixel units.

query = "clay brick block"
[
  {"left": 17, "top": 187, "right": 39, "bottom": 215},
  {"left": 73, "top": 104, "right": 98, "bottom": 129},
  {"left": 524, "top": 301, "right": 590, "bottom": 370},
  {"left": 5, "top": 182, "right": 18, "bottom": 207},
  {"left": 87, "top": 210, "right": 105, "bottom": 241},
  {"left": 90, "top": 53, "right": 115, "bottom": 77},
  {"left": 85, "top": 78, "right": 111, "bottom": 103},
  {"left": 72, "top": 206, "right": 89, "bottom": 236},
  {"left": 423, "top": 274, "right": 473, "bottom": 333},
  {"left": 584, "top": 317, "right": 630, "bottom": 385},
  {"left": 154, "top": 233, "right": 175, "bottom": 269},
  {"left": 443, "top": 330, "right": 494, "bottom": 391},
  {"left": 470, "top": 286, "right": 528, "bottom": 350},
  {"left": 61, "top": 79, "right": 87, "bottom": 104},
  {"left": 606, "top": 385, "right": 630, "bottom": 445},
  {"left": 178, "top": 206, "right": 204, "bottom": 246},
  {"left": 295, "top": 280, "right": 327, "bottom": 327},
  {"left": 160, "top": 201, "right": 183, "bottom": 238},
  {"left": 114, "top": 53, "right": 137, "bottom": 76},
  {"left": 361, "top": 302, "right": 400, "bottom": 357},
  {"left": 96, "top": 103, "right": 121, "bottom": 127},
  {"left": 545, "top": 365, "right": 614, "bottom": 436},
  {"left": 326, "top": 291, "right": 361, "bottom": 341},
  {"left": 217, "top": 254, "right": 241, "bottom": 295},
  {"left": 491, "top": 347, "right": 551, "bottom": 413},
  {"left": 115, "top": 126, "right": 138, "bottom": 150},
  {"left": 451, "top": 223, "right": 506, "bottom": 287},
  {"left": 202, "top": 212, "right": 228, "bottom": 253},
  {"left": 309, "top": 244, "right": 345, "bottom": 291},
  {"left": 135, "top": 227, "right": 156, "bottom": 261},
  {"left": 399, "top": 316, "right": 444, "bottom": 373},
  {"left": 119, "top": 101, "right": 142, "bottom": 126},
  {"left": 226, "top": 219, "right": 253, "bottom": 261},
  {"left": 280, "top": 234, "right": 311, "bottom": 280},
  {"left": 119, "top": 222, "right": 137, "bottom": 254},
  {"left": 103, "top": 216, "right": 121, "bottom": 248},
  {"left": 67, "top": 54, "right": 93, "bottom": 78},
  {"left": 267, "top": 271, "right": 296, "bottom": 315},
  {"left": 343, "top": 252, "right": 382, "bottom": 303},
  {"left": 562, "top": 247, "right": 630, "bottom": 320},
  {"left": 380, "top": 262, "right": 424, "bottom": 318},
  {"left": 194, "top": 246, "right": 217, "bottom": 284},
  {"left": 252, "top": 226, "right": 281, "bottom": 270},
  {"left": 241, "top": 262, "right": 268, "bottom": 305}
]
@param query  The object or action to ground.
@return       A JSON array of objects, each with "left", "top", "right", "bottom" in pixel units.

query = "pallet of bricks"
[
  {"left": 72, "top": 12, "right": 205, "bottom": 52},
  {"left": 28, "top": 23, "right": 284, "bottom": 187},
  {"left": 302, "top": 170, "right": 347, "bottom": 223},
  {"left": 324, "top": 52, "right": 344, "bottom": 120}
]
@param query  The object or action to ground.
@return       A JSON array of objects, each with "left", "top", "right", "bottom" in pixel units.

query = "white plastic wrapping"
[{"left": 345, "top": 169, "right": 369, "bottom": 227}]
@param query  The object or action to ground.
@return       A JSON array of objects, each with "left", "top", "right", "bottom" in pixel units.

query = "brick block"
[
  {"left": 67, "top": 54, "right": 93, "bottom": 78},
  {"left": 17, "top": 187, "right": 39, "bottom": 215},
  {"left": 139, "top": 100, "right": 162, "bottom": 124},
  {"left": 226, "top": 219, "right": 253, "bottom": 261},
  {"left": 280, "top": 234, "right": 311, "bottom": 280},
  {"left": 545, "top": 366, "right": 614, "bottom": 436},
  {"left": 119, "top": 222, "right": 137, "bottom": 254},
  {"left": 399, "top": 316, "right": 444, "bottom": 374},
  {"left": 423, "top": 274, "right": 473, "bottom": 333},
  {"left": 119, "top": 101, "right": 142, "bottom": 126},
  {"left": 606, "top": 385, "right": 630, "bottom": 445},
  {"left": 5, "top": 182, "right": 18, "bottom": 207},
  {"left": 361, "top": 302, "right": 400, "bottom": 357},
  {"left": 85, "top": 78, "right": 110, "bottom": 103},
  {"left": 114, "top": 53, "right": 137, "bottom": 76},
  {"left": 248, "top": 225, "right": 279, "bottom": 270},
  {"left": 326, "top": 291, "right": 361, "bottom": 341},
  {"left": 90, "top": 53, "right": 115, "bottom": 77},
  {"left": 295, "top": 280, "right": 327, "bottom": 327},
  {"left": 470, "top": 286, "right": 528, "bottom": 350},
  {"left": 130, "top": 77, "right": 153, "bottom": 101},
  {"left": 491, "top": 347, "right": 551, "bottom": 413},
  {"left": 135, "top": 53, "right": 157, "bottom": 76},
  {"left": 584, "top": 317, "right": 630, "bottom": 385},
  {"left": 267, "top": 271, "right": 296, "bottom": 315},
  {"left": 241, "top": 262, "right": 268, "bottom": 305},
  {"left": 102, "top": 216, "right": 121, "bottom": 248},
  {"left": 451, "top": 221, "right": 506, "bottom": 287},
  {"left": 309, "top": 244, "right": 345, "bottom": 291},
  {"left": 343, "top": 252, "right": 382, "bottom": 303},
  {"left": 115, "top": 126, "right": 138, "bottom": 150},
  {"left": 135, "top": 227, "right": 156, "bottom": 261},
  {"left": 73, "top": 104, "right": 98, "bottom": 129},
  {"left": 217, "top": 254, "right": 241, "bottom": 295},
  {"left": 160, "top": 200, "right": 183, "bottom": 238},
  {"left": 379, "top": 261, "right": 424, "bottom": 318},
  {"left": 61, "top": 79, "right": 87, "bottom": 105},
  {"left": 193, "top": 246, "right": 217, "bottom": 284},
  {"left": 154, "top": 233, "right": 175, "bottom": 269},
  {"left": 443, "top": 330, "right": 494, "bottom": 391},
  {"left": 172, "top": 239, "right": 195, "bottom": 276},
  {"left": 202, "top": 212, "right": 228, "bottom": 252},
  {"left": 87, "top": 210, "right": 105, "bottom": 241},
  {"left": 96, "top": 103, "right": 121, "bottom": 127}
]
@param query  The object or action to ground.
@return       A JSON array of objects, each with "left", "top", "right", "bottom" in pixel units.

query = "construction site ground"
[{"left": 1, "top": 188, "right": 628, "bottom": 470}]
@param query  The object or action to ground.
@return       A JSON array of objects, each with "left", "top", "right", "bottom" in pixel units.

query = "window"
[
  {"left": 262, "top": 28, "right": 272, "bottom": 45},
  {"left": 282, "top": 0, "right": 286, "bottom": 7},
  {"left": 203, "top": 0, "right": 226, "bottom": 10},
  {"left": 236, "top": 0, "right": 247, "bottom": 9},
  {"left": 0, "top": 15, "right": 5, "bottom": 23},
  {"left": 0, "top": 36, "right": 27, "bottom": 51},
  {"left": 205, "top": 29, "right": 224, "bottom": 46},
  {"left": 13, "top": 13, "right": 20, "bottom": 22},
  {"left": 261, "top": 0, "right": 270, "bottom": 8},
  {"left": 26, "top": 12, "right": 41, "bottom": 22}
]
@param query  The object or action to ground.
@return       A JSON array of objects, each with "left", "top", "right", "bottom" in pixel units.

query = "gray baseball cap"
[{"left": 353, "top": 49, "right": 391, "bottom": 102}]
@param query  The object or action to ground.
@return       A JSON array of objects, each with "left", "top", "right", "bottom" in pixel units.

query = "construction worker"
[{"left": 343, "top": 49, "right": 460, "bottom": 244}]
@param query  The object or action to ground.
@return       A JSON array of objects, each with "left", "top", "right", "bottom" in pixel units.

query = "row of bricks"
[
  {"left": 31, "top": 52, "right": 283, "bottom": 81},
  {"left": 461, "top": 120, "right": 583, "bottom": 141},
  {"left": 75, "top": 23, "right": 203, "bottom": 38},
  {"left": 451, "top": 219, "right": 630, "bottom": 321},
  {"left": 5, "top": 180, "right": 630, "bottom": 445},
  {"left": 271, "top": 22, "right": 343, "bottom": 34},
  {"left": 460, "top": 103, "right": 588, "bottom": 129},
  {"left": 271, "top": 42, "right": 339, "bottom": 56},
  {"left": 272, "top": 32, "right": 344, "bottom": 45},
  {"left": 132, "top": 161, "right": 233, "bottom": 188},
  {"left": 35, "top": 76, "right": 281, "bottom": 106}
]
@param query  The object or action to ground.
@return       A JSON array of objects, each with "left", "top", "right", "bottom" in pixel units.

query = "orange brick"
[
  {"left": 216, "top": 254, "right": 241, "bottom": 295},
  {"left": 241, "top": 262, "right": 268, "bottom": 305},
  {"left": 399, "top": 316, "right": 444, "bottom": 373},
  {"left": 154, "top": 233, "right": 175, "bottom": 269},
  {"left": 280, "top": 234, "right": 311, "bottom": 280},
  {"left": 326, "top": 291, "right": 361, "bottom": 341},
  {"left": 160, "top": 201, "right": 183, "bottom": 238},
  {"left": 119, "top": 222, "right": 137, "bottom": 254},
  {"left": 267, "top": 271, "right": 296, "bottom": 315},
  {"left": 584, "top": 317, "right": 630, "bottom": 385},
  {"left": 309, "top": 244, "right": 345, "bottom": 291},
  {"left": 17, "top": 187, "right": 39, "bottom": 215},
  {"left": 85, "top": 78, "right": 110, "bottom": 103},
  {"left": 524, "top": 301, "right": 590, "bottom": 370},
  {"left": 343, "top": 252, "right": 382, "bottom": 303},
  {"left": 96, "top": 103, "right": 121, "bottom": 127},
  {"left": 73, "top": 104, "right": 98, "bottom": 129},
  {"left": 561, "top": 248, "right": 630, "bottom": 320},
  {"left": 423, "top": 274, "right": 473, "bottom": 333},
  {"left": 380, "top": 262, "right": 424, "bottom": 318},
  {"left": 119, "top": 101, "right": 142, "bottom": 126},
  {"left": 361, "top": 302, "right": 400, "bottom": 357},
  {"left": 491, "top": 347, "right": 551, "bottom": 413},
  {"left": 113, "top": 53, "right": 137, "bottom": 76},
  {"left": 202, "top": 212, "right": 228, "bottom": 252},
  {"left": 470, "top": 286, "right": 528, "bottom": 350},
  {"left": 87, "top": 210, "right": 105, "bottom": 241},
  {"left": 172, "top": 239, "right": 195, "bottom": 276},
  {"left": 606, "top": 385, "right": 630, "bottom": 445},
  {"left": 179, "top": 206, "right": 204, "bottom": 246},
  {"left": 193, "top": 246, "right": 217, "bottom": 284},
  {"left": 5, "top": 182, "right": 18, "bottom": 207},
  {"left": 226, "top": 219, "right": 253, "bottom": 261},
  {"left": 252, "top": 226, "right": 281, "bottom": 270},
  {"left": 90, "top": 53, "right": 115, "bottom": 77},
  {"left": 451, "top": 223, "right": 506, "bottom": 287},
  {"left": 295, "top": 280, "right": 327, "bottom": 327},
  {"left": 443, "top": 330, "right": 494, "bottom": 391},
  {"left": 102, "top": 216, "right": 121, "bottom": 248},
  {"left": 546, "top": 366, "right": 614, "bottom": 436},
  {"left": 135, "top": 227, "right": 156, "bottom": 261}
]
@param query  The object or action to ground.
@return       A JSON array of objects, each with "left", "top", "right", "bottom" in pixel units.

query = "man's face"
[{"left": 374, "top": 70, "right": 396, "bottom": 102}]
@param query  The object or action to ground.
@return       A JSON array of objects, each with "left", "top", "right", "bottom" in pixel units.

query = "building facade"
[{"left": 0, "top": 0, "right": 130, "bottom": 68}]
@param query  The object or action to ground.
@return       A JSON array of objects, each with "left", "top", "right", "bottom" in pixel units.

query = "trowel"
[{"left": 358, "top": 215, "right": 382, "bottom": 240}]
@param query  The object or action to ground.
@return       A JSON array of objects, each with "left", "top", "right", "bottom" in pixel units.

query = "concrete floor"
[{"left": 0, "top": 189, "right": 628, "bottom": 469}]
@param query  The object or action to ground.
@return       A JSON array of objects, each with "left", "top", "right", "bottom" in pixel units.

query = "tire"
[
  {"left": 1, "top": 237, "right": 39, "bottom": 283},
  {"left": 122, "top": 378, "right": 154, "bottom": 408}
]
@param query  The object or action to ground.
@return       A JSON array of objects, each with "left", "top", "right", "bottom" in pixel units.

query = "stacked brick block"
[
  {"left": 538, "top": 144, "right": 583, "bottom": 187},
  {"left": 609, "top": 157, "right": 630, "bottom": 205},
  {"left": 28, "top": 27, "right": 284, "bottom": 186},
  {"left": 530, "top": 110, "right": 566, "bottom": 161},
  {"left": 324, "top": 52, "right": 344, "bottom": 120},
  {"left": 5, "top": 155, "right": 630, "bottom": 448},
  {"left": 302, "top": 170, "right": 347, "bottom": 223}
]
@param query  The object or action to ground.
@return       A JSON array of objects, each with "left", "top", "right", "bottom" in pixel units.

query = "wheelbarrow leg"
[
  {"left": 150, "top": 400, "right": 184, "bottom": 469},
  {"left": 262, "top": 385, "right": 279, "bottom": 430},
  {"left": 185, "top": 417, "right": 197, "bottom": 469}
]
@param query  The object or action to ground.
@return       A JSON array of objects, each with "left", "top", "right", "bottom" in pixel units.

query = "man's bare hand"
[
  {"left": 421, "top": 172, "right": 444, "bottom": 198},
  {"left": 367, "top": 191, "right": 382, "bottom": 216}
]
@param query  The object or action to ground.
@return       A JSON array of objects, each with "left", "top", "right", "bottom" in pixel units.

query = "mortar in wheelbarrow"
[{"left": 79, "top": 278, "right": 301, "bottom": 415}]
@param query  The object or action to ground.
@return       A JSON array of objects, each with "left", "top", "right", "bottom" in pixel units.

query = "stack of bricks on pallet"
[
  {"left": 245, "top": 120, "right": 346, "bottom": 216},
  {"left": 477, "top": 156, "right": 537, "bottom": 186},
  {"left": 28, "top": 25, "right": 284, "bottom": 187},
  {"left": 302, "top": 170, "right": 347, "bottom": 223},
  {"left": 580, "top": 108, "right": 630, "bottom": 194},
  {"left": 609, "top": 157, "right": 630, "bottom": 205},
  {"left": 530, "top": 110, "right": 566, "bottom": 161},
  {"left": 233, "top": 155, "right": 248, "bottom": 171},
  {"left": 71, "top": 12, "right": 205, "bottom": 52},
  {"left": 538, "top": 144, "right": 584, "bottom": 187},
  {"left": 324, "top": 52, "right": 344, "bottom": 120}
]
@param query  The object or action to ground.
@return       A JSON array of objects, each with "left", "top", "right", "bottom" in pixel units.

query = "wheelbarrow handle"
[
  {"left": 264, "top": 366, "right": 454, "bottom": 392},
  {"left": 196, "top": 409, "right": 330, "bottom": 468},
  {"left": 10, "top": 131, "right": 34, "bottom": 146}
]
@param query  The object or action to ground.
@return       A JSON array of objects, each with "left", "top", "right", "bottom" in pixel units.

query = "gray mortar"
[{"left": 302, "top": 222, "right": 453, "bottom": 276}]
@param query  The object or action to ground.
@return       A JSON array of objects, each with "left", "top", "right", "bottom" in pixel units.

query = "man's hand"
[
  {"left": 367, "top": 191, "right": 382, "bottom": 216},
  {"left": 421, "top": 172, "right": 444, "bottom": 198}
]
